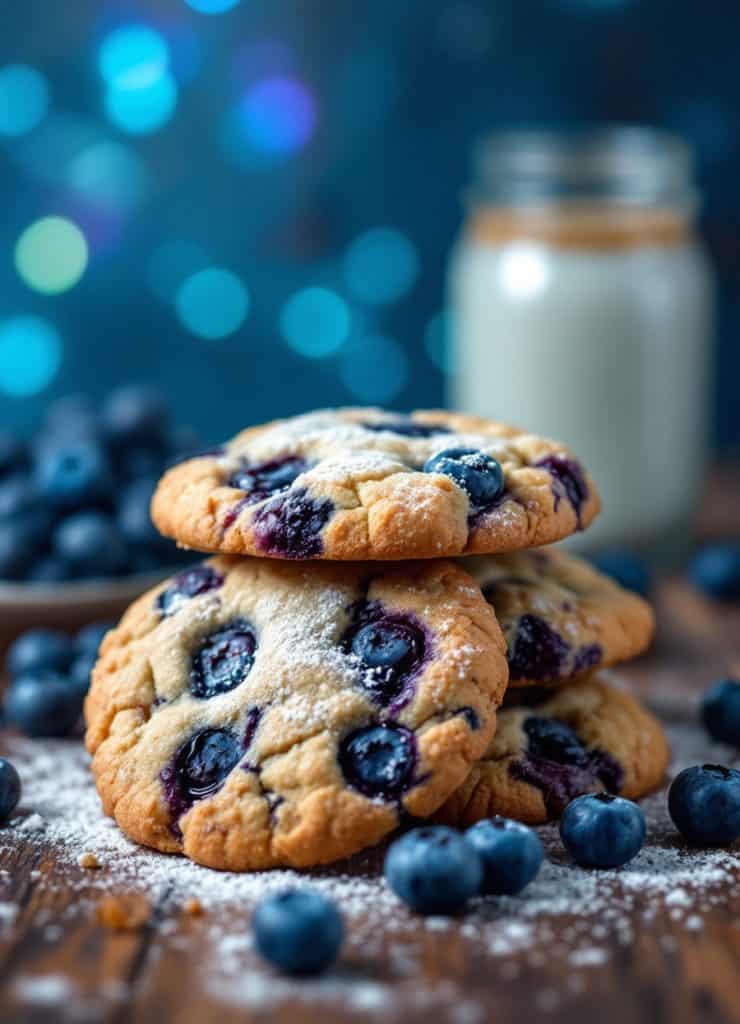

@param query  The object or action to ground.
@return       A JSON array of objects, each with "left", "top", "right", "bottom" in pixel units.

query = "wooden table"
[{"left": 0, "top": 573, "right": 739, "bottom": 1023}]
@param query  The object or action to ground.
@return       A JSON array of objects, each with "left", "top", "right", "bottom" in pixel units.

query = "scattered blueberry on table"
[
  {"left": 688, "top": 543, "right": 740, "bottom": 601},
  {"left": 252, "top": 888, "right": 344, "bottom": 975},
  {"left": 384, "top": 825, "right": 483, "bottom": 914},
  {"left": 0, "top": 386, "right": 203, "bottom": 584},
  {"left": 3, "top": 622, "right": 112, "bottom": 738},
  {"left": 0, "top": 758, "right": 21, "bottom": 822},
  {"left": 559, "top": 793, "right": 646, "bottom": 868},
  {"left": 668, "top": 764, "right": 740, "bottom": 846},
  {"left": 701, "top": 679, "right": 740, "bottom": 746},
  {"left": 590, "top": 549, "right": 651, "bottom": 597},
  {"left": 465, "top": 818, "right": 544, "bottom": 895}
]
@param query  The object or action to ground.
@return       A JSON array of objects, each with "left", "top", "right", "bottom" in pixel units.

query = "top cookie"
[{"left": 152, "top": 408, "right": 600, "bottom": 562}]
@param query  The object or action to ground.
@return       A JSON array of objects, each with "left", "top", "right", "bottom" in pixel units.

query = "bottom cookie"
[{"left": 435, "top": 675, "right": 670, "bottom": 826}]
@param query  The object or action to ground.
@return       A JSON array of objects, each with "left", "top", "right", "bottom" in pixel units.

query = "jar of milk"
[{"left": 449, "top": 127, "right": 715, "bottom": 558}]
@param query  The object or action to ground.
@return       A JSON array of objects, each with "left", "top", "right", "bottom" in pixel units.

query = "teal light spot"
[
  {"left": 0, "top": 65, "right": 49, "bottom": 137},
  {"left": 15, "top": 217, "right": 88, "bottom": 295},
  {"left": 175, "top": 267, "right": 249, "bottom": 339},
  {"left": 185, "top": 0, "right": 241, "bottom": 12},
  {"left": 105, "top": 74, "right": 178, "bottom": 135},
  {"left": 280, "top": 287, "right": 350, "bottom": 359},
  {"left": 339, "top": 334, "right": 408, "bottom": 403},
  {"left": 344, "top": 228, "right": 419, "bottom": 305},
  {"left": 0, "top": 316, "right": 62, "bottom": 396},
  {"left": 99, "top": 26, "right": 169, "bottom": 90},
  {"left": 66, "top": 140, "right": 150, "bottom": 211},
  {"left": 148, "top": 241, "right": 209, "bottom": 302},
  {"left": 424, "top": 310, "right": 457, "bottom": 375}
]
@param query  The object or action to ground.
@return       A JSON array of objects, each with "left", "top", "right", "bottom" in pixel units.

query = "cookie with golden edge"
[
  {"left": 85, "top": 556, "right": 508, "bottom": 870},
  {"left": 464, "top": 547, "right": 655, "bottom": 687},
  {"left": 435, "top": 675, "right": 670, "bottom": 826},
  {"left": 151, "top": 408, "right": 600, "bottom": 562}
]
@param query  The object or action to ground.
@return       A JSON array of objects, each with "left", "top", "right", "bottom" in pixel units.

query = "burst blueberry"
[
  {"left": 701, "top": 679, "right": 740, "bottom": 747},
  {"left": 524, "top": 716, "right": 588, "bottom": 765},
  {"left": 384, "top": 826, "right": 483, "bottom": 914},
  {"left": 590, "top": 549, "right": 651, "bottom": 596},
  {"left": 339, "top": 723, "right": 415, "bottom": 799},
  {"left": 5, "top": 674, "right": 83, "bottom": 738},
  {"left": 252, "top": 488, "right": 333, "bottom": 559},
  {"left": 363, "top": 418, "right": 451, "bottom": 438},
  {"left": 228, "top": 455, "right": 308, "bottom": 503},
  {"left": 465, "top": 817, "right": 544, "bottom": 895},
  {"left": 536, "top": 455, "right": 589, "bottom": 527},
  {"left": 252, "top": 887, "right": 343, "bottom": 975},
  {"left": 345, "top": 614, "right": 424, "bottom": 705},
  {"left": 560, "top": 793, "right": 645, "bottom": 868},
  {"left": 424, "top": 447, "right": 504, "bottom": 508},
  {"left": 7, "top": 628, "right": 74, "bottom": 677},
  {"left": 508, "top": 615, "right": 569, "bottom": 682},
  {"left": 689, "top": 544, "right": 740, "bottom": 601},
  {"left": 162, "top": 728, "right": 241, "bottom": 821},
  {"left": 190, "top": 620, "right": 257, "bottom": 699},
  {"left": 0, "top": 759, "right": 21, "bottom": 822},
  {"left": 157, "top": 565, "right": 224, "bottom": 617},
  {"left": 668, "top": 764, "right": 740, "bottom": 845}
]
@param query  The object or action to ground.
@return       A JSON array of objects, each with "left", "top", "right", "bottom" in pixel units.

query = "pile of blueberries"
[
  {"left": 0, "top": 385, "right": 202, "bottom": 583},
  {"left": 2, "top": 623, "right": 111, "bottom": 738}
]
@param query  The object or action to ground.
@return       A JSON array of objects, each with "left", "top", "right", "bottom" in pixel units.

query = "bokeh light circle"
[
  {"left": 98, "top": 26, "right": 169, "bottom": 90},
  {"left": 241, "top": 76, "right": 316, "bottom": 155},
  {"left": 104, "top": 74, "right": 178, "bottom": 135},
  {"left": 66, "top": 141, "right": 149, "bottom": 211},
  {"left": 280, "top": 287, "right": 350, "bottom": 359},
  {"left": 175, "top": 267, "right": 249, "bottom": 339},
  {"left": 185, "top": 0, "right": 241, "bottom": 11},
  {"left": 148, "top": 240, "right": 209, "bottom": 302},
  {"left": 15, "top": 217, "right": 88, "bottom": 295},
  {"left": 424, "top": 310, "right": 456, "bottom": 375},
  {"left": 0, "top": 316, "right": 62, "bottom": 396},
  {"left": 0, "top": 65, "right": 49, "bottom": 137},
  {"left": 343, "top": 228, "right": 419, "bottom": 305},
  {"left": 339, "top": 334, "right": 408, "bottom": 403}
]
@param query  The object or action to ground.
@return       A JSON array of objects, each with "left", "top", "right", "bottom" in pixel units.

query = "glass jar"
[{"left": 449, "top": 127, "right": 715, "bottom": 559}]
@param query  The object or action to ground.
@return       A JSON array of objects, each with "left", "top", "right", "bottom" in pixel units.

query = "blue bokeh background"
[{"left": 1, "top": 0, "right": 738, "bottom": 448}]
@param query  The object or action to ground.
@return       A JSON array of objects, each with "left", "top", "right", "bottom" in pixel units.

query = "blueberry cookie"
[
  {"left": 465, "top": 548, "right": 654, "bottom": 688},
  {"left": 85, "top": 557, "right": 508, "bottom": 869},
  {"left": 435, "top": 675, "right": 669, "bottom": 826},
  {"left": 151, "top": 408, "right": 600, "bottom": 562}
]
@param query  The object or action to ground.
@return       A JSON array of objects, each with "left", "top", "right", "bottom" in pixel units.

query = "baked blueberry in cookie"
[
  {"left": 151, "top": 408, "right": 600, "bottom": 561},
  {"left": 466, "top": 548, "right": 655, "bottom": 687},
  {"left": 84, "top": 556, "right": 508, "bottom": 869},
  {"left": 435, "top": 675, "right": 670, "bottom": 826}
]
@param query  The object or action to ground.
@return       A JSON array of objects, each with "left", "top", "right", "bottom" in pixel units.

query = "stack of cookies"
[{"left": 85, "top": 409, "right": 668, "bottom": 870}]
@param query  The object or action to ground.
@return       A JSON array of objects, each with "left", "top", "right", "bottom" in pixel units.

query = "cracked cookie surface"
[
  {"left": 464, "top": 548, "right": 654, "bottom": 688},
  {"left": 435, "top": 675, "right": 669, "bottom": 826},
  {"left": 85, "top": 557, "right": 508, "bottom": 869},
  {"left": 151, "top": 408, "right": 600, "bottom": 562}
]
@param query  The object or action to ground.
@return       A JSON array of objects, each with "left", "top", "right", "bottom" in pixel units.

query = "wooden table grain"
[{"left": 0, "top": 558, "right": 739, "bottom": 1022}]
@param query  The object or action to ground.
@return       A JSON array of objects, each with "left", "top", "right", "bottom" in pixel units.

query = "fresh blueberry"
[
  {"left": 0, "top": 433, "right": 26, "bottom": 479},
  {"left": 43, "top": 394, "right": 100, "bottom": 439},
  {"left": 252, "top": 489, "right": 333, "bottom": 559},
  {"left": 590, "top": 550, "right": 651, "bottom": 596},
  {"left": 424, "top": 448, "right": 504, "bottom": 508},
  {"left": 161, "top": 728, "right": 240, "bottom": 820},
  {"left": 114, "top": 446, "right": 166, "bottom": 483},
  {"left": 689, "top": 544, "right": 740, "bottom": 601},
  {"left": 7, "top": 628, "right": 74, "bottom": 677},
  {"left": 5, "top": 674, "right": 82, "bottom": 737},
  {"left": 35, "top": 439, "right": 113, "bottom": 510},
  {"left": 339, "top": 724, "right": 416, "bottom": 799},
  {"left": 0, "top": 520, "right": 41, "bottom": 581},
  {"left": 701, "top": 679, "right": 740, "bottom": 746},
  {"left": 0, "top": 759, "right": 21, "bottom": 822},
  {"left": 508, "top": 615, "right": 570, "bottom": 682},
  {"left": 385, "top": 826, "right": 483, "bottom": 914},
  {"left": 68, "top": 651, "right": 97, "bottom": 700},
  {"left": 0, "top": 475, "right": 40, "bottom": 521},
  {"left": 53, "top": 512, "right": 128, "bottom": 577},
  {"left": 76, "top": 621, "right": 113, "bottom": 655},
  {"left": 560, "top": 793, "right": 646, "bottom": 868},
  {"left": 102, "top": 385, "right": 168, "bottom": 448},
  {"left": 253, "top": 888, "right": 344, "bottom": 975},
  {"left": 26, "top": 557, "right": 72, "bottom": 584},
  {"left": 157, "top": 565, "right": 223, "bottom": 617},
  {"left": 536, "top": 455, "right": 589, "bottom": 527},
  {"left": 345, "top": 614, "right": 424, "bottom": 705},
  {"left": 116, "top": 478, "right": 161, "bottom": 549},
  {"left": 668, "top": 764, "right": 740, "bottom": 845},
  {"left": 190, "top": 620, "right": 257, "bottom": 699},
  {"left": 464, "top": 818, "right": 544, "bottom": 895},
  {"left": 228, "top": 455, "right": 308, "bottom": 503}
]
